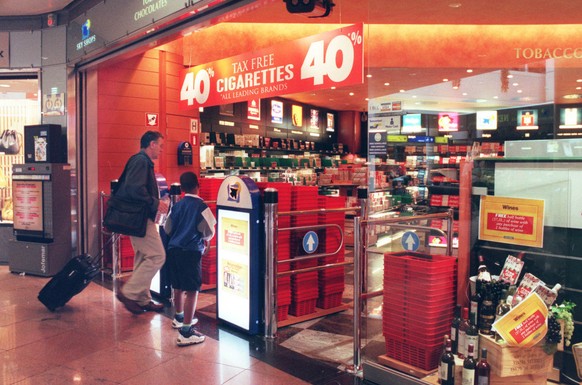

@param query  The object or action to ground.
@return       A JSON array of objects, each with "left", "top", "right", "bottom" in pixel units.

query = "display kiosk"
[{"left": 216, "top": 176, "right": 263, "bottom": 335}]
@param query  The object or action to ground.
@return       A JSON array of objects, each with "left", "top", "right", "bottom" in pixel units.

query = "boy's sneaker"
[
  {"left": 171, "top": 317, "right": 198, "bottom": 329},
  {"left": 177, "top": 326, "right": 205, "bottom": 346}
]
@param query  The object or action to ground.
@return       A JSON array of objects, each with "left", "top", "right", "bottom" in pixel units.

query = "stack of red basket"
[
  {"left": 317, "top": 196, "right": 346, "bottom": 309},
  {"left": 382, "top": 252, "right": 456, "bottom": 370},
  {"left": 199, "top": 177, "right": 223, "bottom": 285},
  {"left": 288, "top": 185, "right": 320, "bottom": 316},
  {"left": 257, "top": 182, "right": 293, "bottom": 320}
]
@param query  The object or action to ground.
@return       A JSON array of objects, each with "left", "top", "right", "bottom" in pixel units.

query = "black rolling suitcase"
[{"left": 38, "top": 253, "right": 102, "bottom": 311}]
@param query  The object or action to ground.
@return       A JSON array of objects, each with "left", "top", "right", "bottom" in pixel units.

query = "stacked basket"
[
  {"left": 199, "top": 177, "right": 223, "bottom": 285},
  {"left": 317, "top": 196, "right": 346, "bottom": 309},
  {"left": 382, "top": 251, "right": 457, "bottom": 370},
  {"left": 257, "top": 182, "right": 293, "bottom": 320},
  {"left": 289, "top": 185, "right": 320, "bottom": 316}
]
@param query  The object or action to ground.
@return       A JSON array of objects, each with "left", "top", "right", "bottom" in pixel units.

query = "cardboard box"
[{"left": 480, "top": 335, "right": 553, "bottom": 377}]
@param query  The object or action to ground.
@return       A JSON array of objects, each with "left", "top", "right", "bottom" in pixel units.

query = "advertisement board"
[{"left": 180, "top": 24, "right": 364, "bottom": 108}]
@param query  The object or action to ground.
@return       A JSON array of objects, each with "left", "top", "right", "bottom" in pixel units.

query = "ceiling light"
[
  {"left": 493, "top": 96, "right": 499, "bottom": 99},
  {"left": 412, "top": 95, "right": 417, "bottom": 98},
  {"left": 507, "top": 74, "right": 514, "bottom": 79},
  {"left": 0, "top": 84, "right": 10, "bottom": 88},
  {"left": 517, "top": 90, "right": 523, "bottom": 93},
  {"left": 349, "top": 92, "right": 354, "bottom": 96},
  {"left": 462, "top": 92, "right": 468, "bottom": 96},
  {"left": 453, "top": 86, "right": 459, "bottom": 90},
  {"left": 443, "top": 78, "right": 448, "bottom": 82},
  {"left": 448, "top": 3, "right": 462, "bottom": 8},
  {"left": 366, "top": 74, "right": 372, "bottom": 78},
  {"left": 564, "top": 94, "right": 582, "bottom": 99},
  {"left": 577, "top": 87, "right": 582, "bottom": 90},
  {"left": 577, "top": 79, "right": 582, "bottom": 83},
  {"left": 365, "top": 98, "right": 369, "bottom": 101},
  {"left": 466, "top": 69, "right": 473, "bottom": 73},
  {"left": 383, "top": 82, "right": 390, "bottom": 86},
  {"left": 331, "top": 86, "right": 336, "bottom": 90},
  {"left": 399, "top": 89, "right": 405, "bottom": 93},
  {"left": 512, "top": 82, "right": 519, "bottom": 86}
]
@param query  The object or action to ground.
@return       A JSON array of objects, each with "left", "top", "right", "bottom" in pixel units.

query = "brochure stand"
[{"left": 216, "top": 176, "right": 263, "bottom": 335}]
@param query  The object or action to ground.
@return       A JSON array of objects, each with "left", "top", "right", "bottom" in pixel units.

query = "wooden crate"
[
  {"left": 480, "top": 335, "right": 553, "bottom": 377},
  {"left": 490, "top": 372, "right": 547, "bottom": 385}
]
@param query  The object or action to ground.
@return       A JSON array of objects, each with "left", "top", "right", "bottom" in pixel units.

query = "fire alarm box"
[{"left": 177, "top": 141, "right": 193, "bottom": 166}]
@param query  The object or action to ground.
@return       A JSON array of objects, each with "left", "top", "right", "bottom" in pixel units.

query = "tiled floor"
[{"left": 0, "top": 264, "right": 364, "bottom": 385}]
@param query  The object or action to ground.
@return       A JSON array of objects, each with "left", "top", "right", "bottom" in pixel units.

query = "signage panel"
[
  {"left": 180, "top": 24, "right": 364, "bottom": 108},
  {"left": 479, "top": 195, "right": 544, "bottom": 247}
]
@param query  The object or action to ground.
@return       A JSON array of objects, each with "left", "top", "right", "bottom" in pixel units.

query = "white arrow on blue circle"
[
  {"left": 401, "top": 231, "right": 419, "bottom": 251},
  {"left": 303, "top": 231, "right": 319, "bottom": 254}
]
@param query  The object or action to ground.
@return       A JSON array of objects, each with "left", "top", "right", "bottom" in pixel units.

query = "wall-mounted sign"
[
  {"left": 559, "top": 107, "right": 582, "bottom": 129},
  {"left": 292, "top": 105, "right": 303, "bottom": 127},
  {"left": 438, "top": 112, "right": 459, "bottom": 132},
  {"left": 517, "top": 109, "right": 539, "bottom": 130},
  {"left": 43, "top": 93, "right": 65, "bottom": 116},
  {"left": 271, "top": 100, "right": 283, "bottom": 124},
  {"left": 477, "top": 111, "right": 498, "bottom": 130},
  {"left": 310, "top": 109, "right": 319, "bottom": 129},
  {"left": 479, "top": 195, "right": 544, "bottom": 248},
  {"left": 247, "top": 98, "right": 261, "bottom": 121},
  {"left": 326, "top": 113, "right": 335, "bottom": 132},
  {"left": 180, "top": 23, "right": 364, "bottom": 108},
  {"left": 401, "top": 114, "right": 423, "bottom": 133},
  {"left": 0, "top": 32, "right": 9, "bottom": 68},
  {"left": 145, "top": 113, "right": 159, "bottom": 127}
]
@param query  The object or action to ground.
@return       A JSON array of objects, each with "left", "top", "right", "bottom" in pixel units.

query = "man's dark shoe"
[
  {"left": 142, "top": 301, "right": 164, "bottom": 312},
  {"left": 116, "top": 291, "right": 144, "bottom": 314}
]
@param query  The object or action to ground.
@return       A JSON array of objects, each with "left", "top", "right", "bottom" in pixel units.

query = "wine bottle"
[
  {"left": 479, "top": 288, "right": 495, "bottom": 335},
  {"left": 466, "top": 310, "right": 479, "bottom": 359},
  {"left": 476, "top": 255, "right": 491, "bottom": 288},
  {"left": 437, "top": 334, "right": 449, "bottom": 383},
  {"left": 458, "top": 307, "right": 470, "bottom": 358},
  {"left": 476, "top": 348, "right": 491, "bottom": 385},
  {"left": 462, "top": 343, "right": 477, "bottom": 385},
  {"left": 469, "top": 285, "right": 481, "bottom": 326},
  {"left": 494, "top": 290, "right": 511, "bottom": 341},
  {"left": 450, "top": 305, "right": 462, "bottom": 354},
  {"left": 439, "top": 338, "right": 455, "bottom": 385}
]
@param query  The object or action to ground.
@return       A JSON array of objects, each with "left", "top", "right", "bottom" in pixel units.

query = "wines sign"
[{"left": 179, "top": 24, "right": 364, "bottom": 109}]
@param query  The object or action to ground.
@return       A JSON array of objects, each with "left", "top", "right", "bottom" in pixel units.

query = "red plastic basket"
[
  {"left": 289, "top": 298, "right": 317, "bottom": 316},
  {"left": 384, "top": 337, "right": 442, "bottom": 371},
  {"left": 317, "top": 292, "right": 343, "bottom": 309}
]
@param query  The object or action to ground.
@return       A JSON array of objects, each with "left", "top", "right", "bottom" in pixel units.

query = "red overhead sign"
[{"left": 179, "top": 23, "right": 364, "bottom": 109}]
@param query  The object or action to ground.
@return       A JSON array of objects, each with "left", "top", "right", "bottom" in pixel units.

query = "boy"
[{"left": 164, "top": 172, "right": 216, "bottom": 346}]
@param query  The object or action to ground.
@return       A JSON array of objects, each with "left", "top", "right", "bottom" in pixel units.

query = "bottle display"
[
  {"left": 450, "top": 304, "right": 462, "bottom": 354},
  {"left": 470, "top": 285, "right": 481, "bottom": 326},
  {"left": 439, "top": 338, "right": 455, "bottom": 385},
  {"left": 479, "top": 288, "right": 495, "bottom": 335},
  {"left": 498, "top": 252, "right": 525, "bottom": 285},
  {"left": 494, "top": 290, "right": 512, "bottom": 341},
  {"left": 476, "top": 348, "right": 491, "bottom": 385},
  {"left": 465, "top": 310, "right": 479, "bottom": 358},
  {"left": 458, "top": 306, "right": 470, "bottom": 358},
  {"left": 462, "top": 343, "right": 477, "bottom": 385}
]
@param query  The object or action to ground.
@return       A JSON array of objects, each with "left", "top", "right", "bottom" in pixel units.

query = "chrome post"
[
  {"left": 352, "top": 215, "right": 363, "bottom": 373},
  {"left": 264, "top": 188, "right": 278, "bottom": 339},
  {"left": 357, "top": 186, "right": 369, "bottom": 303}
]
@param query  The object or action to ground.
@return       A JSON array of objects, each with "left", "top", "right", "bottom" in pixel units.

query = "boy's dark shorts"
[{"left": 166, "top": 248, "right": 202, "bottom": 291}]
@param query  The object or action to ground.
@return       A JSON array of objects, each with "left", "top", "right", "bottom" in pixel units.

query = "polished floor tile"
[{"left": 1, "top": 264, "right": 360, "bottom": 385}]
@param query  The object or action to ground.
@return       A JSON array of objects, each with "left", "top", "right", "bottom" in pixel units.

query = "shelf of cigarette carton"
[
  {"left": 207, "top": 143, "right": 345, "bottom": 156},
  {"left": 277, "top": 302, "right": 350, "bottom": 327}
]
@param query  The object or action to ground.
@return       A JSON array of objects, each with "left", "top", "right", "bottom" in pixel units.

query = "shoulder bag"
[{"left": 103, "top": 157, "right": 149, "bottom": 237}]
